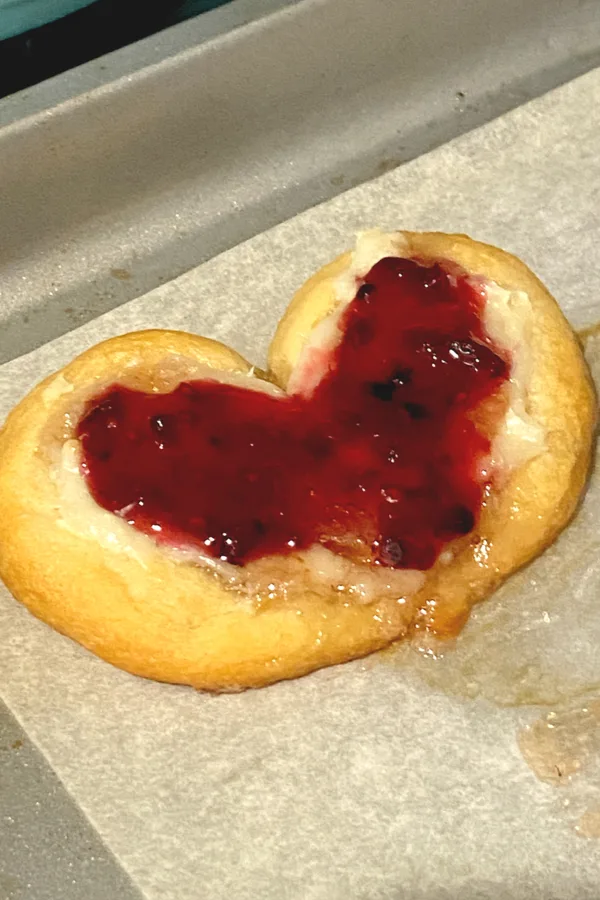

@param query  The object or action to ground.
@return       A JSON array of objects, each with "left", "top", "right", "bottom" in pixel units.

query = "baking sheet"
[
  {"left": 3, "top": 66, "right": 600, "bottom": 900},
  {"left": 4, "top": 0, "right": 600, "bottom": 366}
]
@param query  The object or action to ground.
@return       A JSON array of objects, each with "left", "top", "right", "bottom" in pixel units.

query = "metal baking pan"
[
  {"left": 2, "top": 1, "right": 600, "bottom": 898},
  {"left": 2, "top": 0, "right": 600, "bottom": 366}
]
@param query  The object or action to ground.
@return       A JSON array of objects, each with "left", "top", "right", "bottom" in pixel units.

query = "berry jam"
[{"left": 77, "top": 257, "right": 509, "bottom": 570}]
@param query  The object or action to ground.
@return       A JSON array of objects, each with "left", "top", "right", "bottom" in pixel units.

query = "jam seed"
[
  {"left": 356, "top": 283, "right": 375, "bottom": 300},
  {"left": 392, "top": 368, "right": 412, "bottom": 386},
  {"left": 369, "top": 381, "right": 396, "bottom": 402},
  {"left": 404, "top": 402, "right": 428, "bottom": 420},
  {"left": 444, "top": 505, "right": 475, "bottom": 535},
  {"left": 380, "top": 538, "right": 404, "bottom": 566}
]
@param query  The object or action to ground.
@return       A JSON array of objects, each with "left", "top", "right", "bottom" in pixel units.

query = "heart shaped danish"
[{"left": 0, "top": 231, "right": 594, "bottom": 691}]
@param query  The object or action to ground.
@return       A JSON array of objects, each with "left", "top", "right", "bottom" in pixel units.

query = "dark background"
[{"left": 0, "top": 0, "right": 233, "bottom": 100}]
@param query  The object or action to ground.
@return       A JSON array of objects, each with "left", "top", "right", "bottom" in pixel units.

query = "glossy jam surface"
[{"left": 77, "top": 257, "right": 509, "bottom": 569}]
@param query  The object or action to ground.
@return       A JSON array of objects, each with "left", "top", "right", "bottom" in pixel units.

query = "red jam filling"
[{"left": 77, "top": 257, "right": 509, "bottom": 570}]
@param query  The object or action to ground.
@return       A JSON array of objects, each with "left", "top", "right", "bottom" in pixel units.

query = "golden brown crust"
[
  {"left": 0, "top": 330, "right": 412, "bottom": 691},
  {"left": 0, "top": 234, "right": 595, "bottom": 691}
]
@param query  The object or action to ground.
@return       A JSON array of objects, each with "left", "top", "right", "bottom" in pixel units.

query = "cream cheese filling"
[
  {"left": 288, "top": 228, "right": 546, "bottom": 472},
  {"left": 55, "top": 442, "right": 425, "bottom": 604},
  {"left": 52, "top": 362, "right": 425, "bottom": 605}
]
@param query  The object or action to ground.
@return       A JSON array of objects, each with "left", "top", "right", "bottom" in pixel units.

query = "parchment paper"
[{"left": 3, "top": 67, "right": 600, "bottom": 900}]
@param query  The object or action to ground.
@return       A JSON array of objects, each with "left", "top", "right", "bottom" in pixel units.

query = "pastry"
[{"left": 0, "top": 230, "right": 594, "bottom": 690}]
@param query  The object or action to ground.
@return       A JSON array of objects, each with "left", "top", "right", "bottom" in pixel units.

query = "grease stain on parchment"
[
  {"left": 386, "top": 325, "right": 600, "bottom": 836},
  {"left": 519, "top": 702, "right": 600, "bottom": 838}
]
